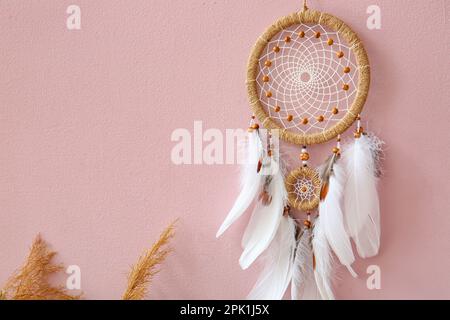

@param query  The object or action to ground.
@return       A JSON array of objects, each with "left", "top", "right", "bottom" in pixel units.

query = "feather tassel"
[
  {"left": 291, "top": 226, "right": 321, "bottom": 300},
  {"left": 312, "top": 216, "right": 335, "bottom": 300},
  {"left": 342, "top": 133, "right": 383, "bottom": 258},
  {"left": 247, "top": 216, "right": 296, "bottom": 300},
  {"left": 239, "top": 159, "right": 287, "bottom": 269},
  {"left": 319, "top": 161, "right": 357, "bottom": 277},
  {"left": 216, "top": 130, "right": 264, "bottom": 238}
]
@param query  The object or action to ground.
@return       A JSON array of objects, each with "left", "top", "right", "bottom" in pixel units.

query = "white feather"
[
  {"left": 247, "top": 216, "right": 296, "bottom": 300},
  {"left": 319, "top": 163, "right": 357, "bottom": 277},
  {"left": 312, "top": 216, "right": 335, "bottom": 300},
  {"left": 342, "top": 134, "right": 381, "bottom": 258},
  {"left": 291, "top": 227, "right": 321, "bottom": 300},
  {"left": 239, "top": 160, "right": 287, "bottom": 269},
  {"left": 216, "top": 130, "right": 264, "bottom": 238}
]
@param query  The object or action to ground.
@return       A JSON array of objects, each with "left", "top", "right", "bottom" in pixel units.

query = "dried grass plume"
[
  {"left": 2, "top": 234, "right": 78, "bottom": 300},
  {"left": 122, "top": 220, "right": 176, "bottom": 300}
]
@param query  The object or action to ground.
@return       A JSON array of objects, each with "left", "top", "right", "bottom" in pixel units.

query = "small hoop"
[{"left": 285, "top": 166, "right": 321, "bottom": 211}]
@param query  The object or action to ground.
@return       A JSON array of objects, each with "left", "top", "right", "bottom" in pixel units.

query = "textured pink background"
[{"left": 0, "top": 0, "right": 449, "bottom": 299}]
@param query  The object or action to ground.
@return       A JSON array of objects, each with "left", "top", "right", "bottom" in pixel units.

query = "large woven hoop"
[{"left": 246, "top": 9, "right": 370, "bottom": 145}]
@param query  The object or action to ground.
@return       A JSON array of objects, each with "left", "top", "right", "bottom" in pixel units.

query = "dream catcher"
[{"left": 217, "top": 2, "right": 384, "bottom": 300}]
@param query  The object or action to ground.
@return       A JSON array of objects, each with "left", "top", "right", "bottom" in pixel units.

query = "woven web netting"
[
  {"left": 293, "top": 176, "right": 316, "bottom": 203},
  {"left": 256, "top": 23, "right": 359, "bottom": 135}
]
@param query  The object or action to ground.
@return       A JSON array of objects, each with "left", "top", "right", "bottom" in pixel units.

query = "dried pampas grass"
[
  {"left": 122, "top": 221, "right": 176, "bottom": 300},
  {"left": 2, "top": 234, "right": 79, "bottom": 300}
]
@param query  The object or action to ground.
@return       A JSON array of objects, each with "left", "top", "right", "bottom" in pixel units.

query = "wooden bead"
[
  {"left": 302, "top": 117, "right": 309, "bottom": 125},
  {"left": 343, "top": 66, "right": 351, "bottom": 73},
  {"left": 265, "top": 60, "right": 272, "bottom": 67},
  {"left": 262, "top": 75, "right": 269, "bottom": 82},
  {"left": 298, "top": 31, "right": 305, "bottom": 38},
  {"left": 356, "top": 114, "right": 361, "bottom": 120},
  {"left": 251, "top": 123, "right": 259, "bottom": 130},
  {"left": 358, "top": 126, "right": 364, "bottom": 134},
  {"left": 287, "top": 114, "right": 293, "bottom": 121},
  {"left": 268, "top": 149, "right": 272, "bottom": 157},
  {"left": 327, "top": 38, "right": 334, "bottom": 45},
  {"left": 301, "top": 186, "right": 308, "bottom": 193},
  {"left": 332, "top": 107, "right": 339, "bottom": 114},
  {"left": 337, "top": 51, "right": 344, "bottom": 58},
  {"left": 300, "top": 153, "right": 310, "bottom": 161},
  {"left": 273, "top": 46, "right": 280, "bottom": 53},
  {"left": 354, "top": 131, "right": 361, "bottom": 138},
  {"left": 342, "top": 84, "right": 349, "bottom": 91},
  {"left": 332, "top": 147, "right": 340, "bottom": 154},
  {"left": 284, "top": 36, "right": 291, "bottom": 43},
  {"left": 274, "top": 105, "right": 281, "bottom": 112},
  {"left": 266, "top": 91, "right": 272, "bottom": 98},
  {"left": 317, "top": 115, "right": 324, "bottom": 122},
  {"left": 303, "top": 220, "right": 312, "bottom": 228},
  {"left": 315, "top": 31, "right": 321, "bottom": 38}
]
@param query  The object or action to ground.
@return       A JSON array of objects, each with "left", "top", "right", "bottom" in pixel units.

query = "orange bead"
[
  {"left": 287, "top": 114, "right": 293, "bottom": 121},
  {"left": 273, "top": 46, "right": 280, "bottom": 53},
  {"left": 332, "top": 147, "right": 340, "bottom": 154},
  {"left": 332, "top": 107, "right": 339, "bottom": 114},
  {"left": 337, "top": 51, "right": 344, "bottom": 58},
  {"left": 327, "top": 38, "right": 334, "bottom": 45},
  {"left": 251, "top": 123, "right": 259, "bottom": 130},
  {"left": 317, "top": 115, "right": 324, "bottom": 122},
  {"left": 266, "top": 91, "right": 272, "bottom": 98},
  {"left": 342, "top": 84, "right": 349, "bottom": 91},
  {"left": 300, "top": 152, "right": 310, "bottom": 161},
  {"left": 284, "top": 36, "right": 291, "bottom": 43},
  {"left": 301, "top": 186, "right": 308, "bottom": 193},
  {"left": 343, "top": 66, "right": 351, "bottom": 73},
  {"left": 265, "top": 60, "right": 272, "bottom": 67},
  {"left": 304, "top": 220, "right": 312, "bottom": 228},
  {"left": 302, "top": 117, "right": 309, "bottom": 125},
  {"left": 274, "top": 105, "right": 281, "bottom": 112},
  {"left": 315, "top": 31, "right": 321, "bottom": 38},
  {"left": 298, "top": 31, "right": 305, "bottom": 38},
  {"left": 262, "top": 75, "right": 269, "bottom": 82}
]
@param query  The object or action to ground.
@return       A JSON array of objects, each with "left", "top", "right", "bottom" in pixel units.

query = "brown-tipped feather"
[
  {"left": 122, "top": 220, "right": 177, "bottom": 300},
  {"left": 2, "top": 234, "right": 79, "bottom": 300},
  {"left": 319, "top": 153, "right": 337, "bottom": 201},
  {"left": 320, "top": 183, "right": 329, "bottom": 201}
]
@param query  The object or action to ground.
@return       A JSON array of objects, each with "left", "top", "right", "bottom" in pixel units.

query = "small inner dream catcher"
[{"left": 217, "top": 2, "right": 384, "bottom": 300}]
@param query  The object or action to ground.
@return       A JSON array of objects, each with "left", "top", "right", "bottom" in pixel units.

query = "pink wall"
[{"left": 0, "top": 0, "right": 449, "bottom": 299}]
